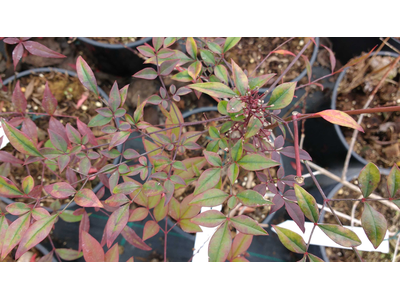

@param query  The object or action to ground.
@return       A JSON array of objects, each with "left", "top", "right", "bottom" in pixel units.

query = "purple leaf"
[
  {"left": 12, "top": 81, "right": 27, "bottom": 113},
  {"left": 22, "top": 41, "right": 66, "bottom": 58},
  {"left": 284, "top": 200, "right": 305, "bottom": 233},
  {"left": 280, "top": 146, "right": 312, "bottom": 161},
  {"left": 12, "top": 43, "right": 24, "bottom": 70}
]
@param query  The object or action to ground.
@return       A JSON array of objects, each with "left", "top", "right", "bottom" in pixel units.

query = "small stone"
[
  {"left": 95, "top": 102, "right": 102, "bottom": 107},
  {"left": 81, "top": 105, "right": 88, "bottom": 111},
  {"left": 383, "top": 143, "right": 400, "bottom": 157}
]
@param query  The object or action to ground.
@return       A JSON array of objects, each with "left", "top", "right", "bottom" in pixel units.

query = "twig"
[
  {"left": 341, "top": 55, "right": 400, "bottom": 180},
  {"left": 392, "top": 233, "right": 400, "bottom": 262},
  {"left": 351, "top": 199, "right": 361, "bottom": 227}
]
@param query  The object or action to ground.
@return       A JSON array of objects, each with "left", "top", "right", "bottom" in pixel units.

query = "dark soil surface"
[
  {"left": 336, "top": 54, "right": 400, "bottom": 169},
  {"left": 323, "top": 178, "right": 400, "bottom": 262},
  {"left": 90, "top": 37, "right": 143, "bottom": 45}
]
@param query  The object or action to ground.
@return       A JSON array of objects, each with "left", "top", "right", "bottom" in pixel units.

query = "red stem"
[{"left": 292, "top": 113, "right": 302, "bottom": 178}]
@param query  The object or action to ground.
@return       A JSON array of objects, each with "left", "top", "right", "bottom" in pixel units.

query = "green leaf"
[
  {"left": 200, "top": 49, "right": 215, "bottom": 66},
  {"left": 223, "top": 37, "right": 241, "bottom": 53},
  {"left": 230, "top": 215, "right": 268, "bottom": 235},
  {"left": 109, "top": 131, "right": 130, "bottom": 150},
  {"left": 187, "top": 61, "right": 202, "bottom": 80},
  {"left": 48, "top": 129, "right": 68, "bottom": 152},
  {"left": 231, "top": 140, "right": 243, "bottom": 162},
  {"left": 358, "top": 162, "right": 380, "bottom": 198},
  {"left": 308, "top": 253, "right": 325, "bottom": 262},
  {"left": 244, "top": 116, "right": 262, "bottom": 139},
  {"left": 208, "top": 126, "right": 220, "bottom": 139},
  {"left": 272, "top": 225, "right": 307, "bottom": 253},
  {"left": 361, "top": 203, "right": 387, "bottom": 249},
  {"left": 108, "top": 81, "right": 121, "bottom": 112},
  {"left": 22, "top": 175, "right": 34, "bottom": 195},
  {"left": 88, "top": 114, "right": 112, "bottom": 127},
  {"left": 133, "top": 67, "right": 158, "bottom": 80},
  {"left": 76, "top": 56, "right": 98, "bottom": 97},
  {"left": 227, "top": 97, "right": 244, "bottom": 114},
  {"left": 0, "top": 175, "right": 24, "bottom": 198},
  {"left": 294, "top": 184, "right": 319, "bottom": 223},
  {"left": 55, "top": 248, "right": 83, "bottom": 261},
  {"left": 59, "top": 210, "right": 83, "bottom": 223},
  {"left": 387, "top": 164, "right": 400, "bottom": 198},
  {"left": 214, "top": 65, "right": 229, "bottom": 84},
  {"left": 248, "top": 74, "right": 276, "bottom": 90},
  {"left": 231, "top": 59, "right": 248, "bottom": 95},
  {"left": 113, "top": 182, "right": 140, "bottom": 195},
  {"left": 186, "top": 37, "right": 197, "bottom": 59},
  {"left": 191, "top": 210, "right": 226, "bottom": 227},
  {"left": 207, "top": 41, "right": 222, "bottom": 54},
  {"left": 318, "top": 224, "right": 361, "bottom": 247},
  {"left": 238, "top": 154, "right": 280, "bottom": 171},
  {"left": 203, "top": 150, "right": 222, "bottom": 167},
  {"left": 171, "top": 70, "right": 193, "bottom": 82},
  {"left": 190, "top": 189, "right": 229, "bottom": 207},
  {"left": 227, "top": 163, "right": 239, "bottom": 185},
  {"left": 188, "top": 82, "right": 236, "bottom": 98},
  {"left": 217, "top": 100, "right": 228, "bottom": 115},
  {"left": 266, "top": 82, "right": 296, "bottom": 110},
  {"left": 208, "top": 222, "right": 231, "bottom": 262},
  {"left": 15, "top": 214, "right": 57, "bottom": 259},
  {"left": 0, "top": 119, "right": 43, "bottom": 157},
  {"left": 236, "top": 190, "right": 273, "bottom": 207},
  {"left": 194, "top": 168, "right": 221, "bottom": 195}
]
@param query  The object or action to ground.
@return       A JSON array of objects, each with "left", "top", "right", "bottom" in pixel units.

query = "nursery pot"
[
  {"left": 75, "top": 37, "right": 152, "bottom": 76},
  {"left": 331, "top": 51, "right": 399, "bottom": 175},
  {"left": 0, "top": 67, "right": 122, "bottom": 211}
]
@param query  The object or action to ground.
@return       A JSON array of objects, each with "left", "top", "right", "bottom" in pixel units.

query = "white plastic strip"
[
  {"left": 272, "top": 220, "right": 389, "bottom": 253},
  {"left": 0, "top": 120, "right": 10, "bottom": 149},
  {"left": 192, "top": 205, "right": 222, "bottom": 262}
]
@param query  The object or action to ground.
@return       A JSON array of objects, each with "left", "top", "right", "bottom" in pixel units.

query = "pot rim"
[{"left": 76, "top": 37, "right": 152, "bottom": 50}]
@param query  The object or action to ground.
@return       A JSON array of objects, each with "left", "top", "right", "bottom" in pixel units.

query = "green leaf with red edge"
[
  {"left": 318, "top": 224, "right": 361, "bottom": 247},
  {"left": 223, "top": 37, "right": 241, "bottom": 53},
  {"left": 121, "top": 225, "right": 152, "bottom": 251},
  {"left": 227, "top": 163, "right": 239, "bottom": 185},
  {"left": 113, "top": 181, "right": 141, "bottom": 195},
  {"left": 267, "top": 82, "right": 296, "bottom": 110},
  {"left": 42, "top": 82, "right": 57, "bottom": 115},
  {"left": 152, "top": 37, "right": 164, "bottom": 51},
  {"left": 173, "top": 157, "right": 206, "bottom": 180},
  {"left": 12, "top": 81, "right": 27, "bottom": 113},
  {"left": 361, "top": 202, "right": 387, "bottom": 249},
  {"left": 59, "top": 210, "right": 83, "bottom": 222},
  {"left": 236, "top": 190, "right": 273, "bottom": 207},
  {"left": 76, "top": 56, "right": 98, "bottom": 97},
  {"left": 48, "top": 129, "right": 68, "bottom": 152},
  {"left": 109, "top": 131, "right": 130, "bottom": 150},
  {"left": 214, "top": 64, "right": 229, "bottom": 84},
  {"left": 0, "top": 215, "right": 9, "bottom": 255},
  {"left": 179, "top": 219, "right": 202, "bottom": 233},
  {"left": 238, "top": 154, "right": 280, "bottom": 171},
  {"left": 88, "top": 114, "right": 112, "bottom": 127},
  {"left": 191, "top": 210, "right": 226, "bottom": 227},
  {"left": 358, "top": 162, "right": 380, "bottom": 198},
  {"left": 188, "top": 82, "right": 236, "bottom": 98},
  {"left": 0, "top": 119, "right": 43, "bottom": 157},
  {"left": 190, "top": 189, "right": 229, "bottom": 207},
  {"left": 164, "top": 37, "right": 176, "bottom": 48},
  {"left": 55, "top": 248, "right": 83, "bottom": 261},
  {"left": 137, "top": 45, "right": 155, "bottom": 57},
  {"left": 108, "top": 81, "right": 121, "bottom": 112},
  {"left": 227, "top": 233, "right": 253, "bottom": 261},
  {"left": 0, "top": 175, "right": 24, "bottom": 198},
  {"left": 105, "top": 204, "right": 129, "bottom": 248},
  {"left": 105, "top": 243, "right": 119, "bottom": 262},
  {"left": 65, "top": 123, "right": 81, "bottom": 144},
  {"left": 203, "top": 150, "right": 222, "bottom": 167},
  {"left": 194, "top": 168, "right": 221, "bottom": 196},
  {"left": 231, "top": 59, "right": 248, "bottom": 96},
  {"left": 6, "top": 203, "right": 31, "bottom": 215},
  {"left": 207, "top": 41, "right": 222, "bottom": 54},
  {"left": 44, "top": 182, "right": 76, "bottom": 199},
  {"left": 314, "top": 109, "right": 364, "bottom": 132},
  {"left": 230, "top": 215, "right": 268, "bottom": 235},
  {"left": 58, "top": 155, "right": 70, "bottom": 173},
  {"left": 244, "top": 116, "right": 262, "bottom": 139},
  {"left": 232, "top": 256, "right": 249, "bottom": 262},
  {"left": 81, "top": 231, "right": 104, "bottom": 262},
  {"left": 75, "top": 189, "right": 104, "bottom": 208},
  {"left": 134, "top": 99, "right": 147, "bottom": 124},
  {"left": 133, "top": 68, "right": 158, "bottom": 80},
  {"left": 154, "top": 197, "right": 169, "bottom": 222},
  {"left": 105, "top": 193, "right": 130, "bottom": 207},
  {"left": 308, "top": 253, "right": 325, "bottom": 262},
  {"left": 32, "top": 208, "right": 50, "bottom": 221},
  {"left": 294, "top": 184, "right": 319, "bottom": 223},
  {"left": 227, "top": 97, "right": 244, "bottom": 114},
  {"left": 1, "top": 213, "right": 31, "bottom": 260},
  {"left": 231, "top": 140, "right": 243, "bottom": 162},
  {"left": 160, "top": 59, "right": 180, "bottom": 76},
  {"left": 188, "top": 61, "right": 202, "bottom": 80},
  {"left": 272, "top": 225, "right": 307, "bottom": 253},
  {"left": 248, "top": 74, "right": 276, "bottom": 90},
  {"left": 186, "top": 37, "right": 197, "bottom": 59},
  {"left": 143, "top": 220, "right": 159, "bottom": 241},
  {"left": 209, "top": 222, "right": 231, "bottom": 262},
  {"left": 77, "top": 118, "right": 98, "bottom": 146},
  {"left": 200, "top": 49, "right": 215, "bottom": 66},
  {"left": 15, "top": 214, "right": 57, "bottom": 259},
  {"left": 171, "top": 70, "right": 193, "bottom": 82},
  {"left": 388, "top": 165, "right": 400, "bottom": 198},
  {"left": 179, "top": 194, "right": 201, "bottom": 219},
  {"left": 128, "top": 207, "right": 148, "bottom": 222}
]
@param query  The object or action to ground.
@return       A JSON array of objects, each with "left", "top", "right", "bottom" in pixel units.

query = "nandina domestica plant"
[{"left": 0, "top": 37, "right": 399, "bottom": 262}]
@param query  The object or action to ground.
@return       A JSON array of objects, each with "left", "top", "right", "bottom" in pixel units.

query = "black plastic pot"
[
  {"left": 258, "top": 37, "right": 320, "bottom": 94},
  {"left": 390, "top": 37, "right": 400, "bottom": 51},
  {"left": 0, "top": 67, "right": 122, "bottom": 211},
  {"left": 75, "top": 37, "right": 152, "bottom": 76},
  {"left": 331, "top": 51, "right": 399, "bottom": 175}
]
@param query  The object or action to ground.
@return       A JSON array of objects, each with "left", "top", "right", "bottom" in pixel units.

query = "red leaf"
[
  {"left": 105, "top": 243, "right": 119, "bottom": 262},
  {"left": 42, "top": 82, "right": 58, "bottom": 115},
  {"left": 0, "top": 151, "right": 24, "bottom": 164},
  {"left": 75, "top": 189, "right": 104, "bottom": 208},
  {"left": 321, "top": 45, "right": 336, "bottom": 73},
  {"left": 3, "top": 37, "right": 20, "bottom": 44},
  {"left": 81, "top": 231, "right": 105, "bottom": 262},
  {"left": 78, "top": 211, "right": 90, "bottom": 252},
  {"left": 314, "top": 110, "right": 364, "bottom": 132},
  {"left": 271, "top": 49, "right": 296, "bottom": 57},
  {"left": 22, "top": 41, "right": 66, "bottom": 58},
  {"left": 143, "top": 220, "right": 159, "bottom": 241},
  {"left": 49, "top": 117, "right": 69, "bottom": 146},
  {"left": 12, "top": 43, "right": 24, "bottom": 70},
  {"left": 121, "top": 226, "right": 152, "bottom": 251},
  {"left": 21, "top": 118, "right": 38, "bottom": 146},
  {"left": 77, "top": 119, "right": 98, "bottom": 146},
  {"left": 6, "top": 203, "right": 31, "bottom": 215},
  {"left": 12, "top": 81, "right": 27, "bottom": 112},
  {"left": 1, "top": 213, "right": 31, "bottom": 260},
  {"left": 284, "top": 200, "right": 305, "bottom": 233}
]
